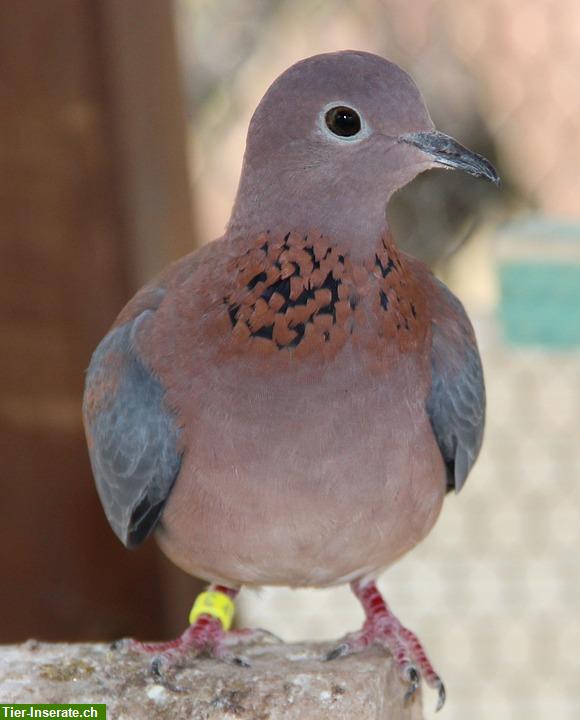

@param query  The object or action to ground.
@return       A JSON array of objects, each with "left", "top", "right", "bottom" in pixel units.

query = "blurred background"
[{"left": 1, "top": 1, "right": 579, "bottom": 718}]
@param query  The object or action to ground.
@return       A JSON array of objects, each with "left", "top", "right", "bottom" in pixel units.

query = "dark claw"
[
  {"left": 324, "top": 643, "right": 350, "bottom": 661},
  {"left": 435, "top": 680, "right": 446, "bottom": 712},
  {"left": 232, "top": 655, "right": 251, "bottom": 668},
  {"left": 150, "top": 657, "right": 187, "bottom": 693},
  {"left": 403, "top": 666, "right": 420, "bottom": 704},
  {"left": 151, "top": 656, "right": 165, "bottom": 679}
]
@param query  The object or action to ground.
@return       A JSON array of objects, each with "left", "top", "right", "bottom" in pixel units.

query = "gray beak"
[{"left": 399, "top": 131, "right": 501, "bottom": 186}]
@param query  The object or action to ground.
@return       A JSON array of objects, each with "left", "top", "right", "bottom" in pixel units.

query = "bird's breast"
[{"left": 212, "top": 230, "right": 429, "bottom": 366}]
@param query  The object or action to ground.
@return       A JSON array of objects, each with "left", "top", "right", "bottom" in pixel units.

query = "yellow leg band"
[{"left": 188, "top": 590, "right": 235, "bottom": 631}]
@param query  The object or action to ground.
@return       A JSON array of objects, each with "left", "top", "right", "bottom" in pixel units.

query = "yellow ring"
[{"left": 188, "top": 591, "right": 235, "bottom": 631}]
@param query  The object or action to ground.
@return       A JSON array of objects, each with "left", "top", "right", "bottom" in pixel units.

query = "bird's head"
[{"left": 228, "top": 51, "right": 499, "bottom": 252}]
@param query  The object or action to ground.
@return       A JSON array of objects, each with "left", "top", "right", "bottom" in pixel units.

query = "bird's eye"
[{"left": 325, "top": 106, "right": 361, "bottom": 137}]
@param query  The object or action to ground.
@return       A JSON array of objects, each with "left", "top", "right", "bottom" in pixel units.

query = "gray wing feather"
[
  {"left": 83, "top": 311, "right": 181, "bottom": 547},
  {"left": 426, "top": 281, "right": 485, "bottom": 493}
]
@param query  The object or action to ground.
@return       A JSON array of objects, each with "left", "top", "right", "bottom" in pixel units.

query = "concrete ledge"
[{"left": 0, "top": 640, "right": 423, "bottom": 719}]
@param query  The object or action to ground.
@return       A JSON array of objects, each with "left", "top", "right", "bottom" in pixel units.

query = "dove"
[{"left": 83, "top": 50, "right": 498, "bottom": 709}]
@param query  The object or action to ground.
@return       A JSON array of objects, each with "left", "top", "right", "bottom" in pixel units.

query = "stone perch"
[{"left": 0, "top": 641, "right": 423, "bottom": 719}]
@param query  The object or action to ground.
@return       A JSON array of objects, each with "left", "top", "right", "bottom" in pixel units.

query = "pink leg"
[
  {"left": 117, "top": 585, "right": 278, "bottom": 677},
  {"left": 327, "top": 579, "right": 445, "bottom": 712}
]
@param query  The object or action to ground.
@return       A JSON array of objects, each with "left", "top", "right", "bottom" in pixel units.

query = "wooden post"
[{"left": 0, "top": 0, "right": 200, "bottom": 644}]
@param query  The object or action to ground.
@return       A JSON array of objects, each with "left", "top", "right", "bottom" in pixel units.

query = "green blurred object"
[{"left": 497, "top": 217, "right": 580, "bottom": 349}]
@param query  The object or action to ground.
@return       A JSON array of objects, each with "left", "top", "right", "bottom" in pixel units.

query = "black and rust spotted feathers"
[{"left": 223, "top": 231, "right": 423, "bottom": 359}]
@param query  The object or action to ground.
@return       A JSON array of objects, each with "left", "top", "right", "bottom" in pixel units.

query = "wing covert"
[
  {"left": 83, "top": 311, "right": 182, "bottom": 547},
  {"left": 425, "top": 279, "right": 486, "bottom": 493}
]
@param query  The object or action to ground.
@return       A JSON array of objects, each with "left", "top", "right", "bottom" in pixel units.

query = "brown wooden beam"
[{"left": 0, "top": 0, "right": 198, "bottom": 643}]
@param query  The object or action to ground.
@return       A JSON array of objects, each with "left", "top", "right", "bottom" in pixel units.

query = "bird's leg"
[
  {"left": 116, "top": 584, "right": 279, "bottom": 676},
  {"left": 326, "top": 579, "right": 446, "bottom": 712}
]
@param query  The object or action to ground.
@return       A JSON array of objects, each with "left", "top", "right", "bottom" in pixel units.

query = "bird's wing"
[
  {"left": 83, "top": 309, "right": 182, "bottom": 548},
  {"left": 425, "top": 276, "right": 486, "bottom": 493},
  {"left": 82, "top": 244, "right": 214, "bottom": 548},
  {"left": 83, "top": 243, "right": 222, "bottom": 547}
]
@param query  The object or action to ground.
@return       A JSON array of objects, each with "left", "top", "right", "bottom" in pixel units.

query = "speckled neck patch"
[{"left": 223, "top": 231, "right": 420, "bottom": 360}]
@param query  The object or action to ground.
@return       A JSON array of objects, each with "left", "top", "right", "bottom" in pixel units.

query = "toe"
[
  {"left": 246, "top": 628, "right": 283, "bottom": 644},
  {"left": 221, "top": 627, "right": 283, "bottom": 647},
  {"left": 150, "top": 649, "right": 184, "bottom": 677},
  {"left": 214, "top": 646, "right": 252, "bottom": 667}
]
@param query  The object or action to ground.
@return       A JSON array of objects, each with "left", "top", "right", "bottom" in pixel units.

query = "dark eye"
[{"left": 325, "top": 106, "right": 362, "bottom": 137}]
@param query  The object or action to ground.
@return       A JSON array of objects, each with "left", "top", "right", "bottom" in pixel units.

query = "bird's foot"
[
  {"left": 325, "top": 580, "right": 445, "bottom": 712},
  {"left": 122, "top": 617, "right": 254, "bottom": 677},
  {"left": 117, "top": 621, "right": 280, "bottom": 680},
  {"left": 112, "top": 585, "right": 280, "bottom": 679}
]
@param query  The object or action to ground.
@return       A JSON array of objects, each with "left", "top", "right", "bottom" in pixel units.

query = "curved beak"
[{"left": 399, "top": 131, "right": 501, "bottom": 187}]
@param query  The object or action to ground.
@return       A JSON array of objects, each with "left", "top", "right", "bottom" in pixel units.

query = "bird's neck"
[{"left": 227, "top": 164, "right": 394, "bottom": 263}]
